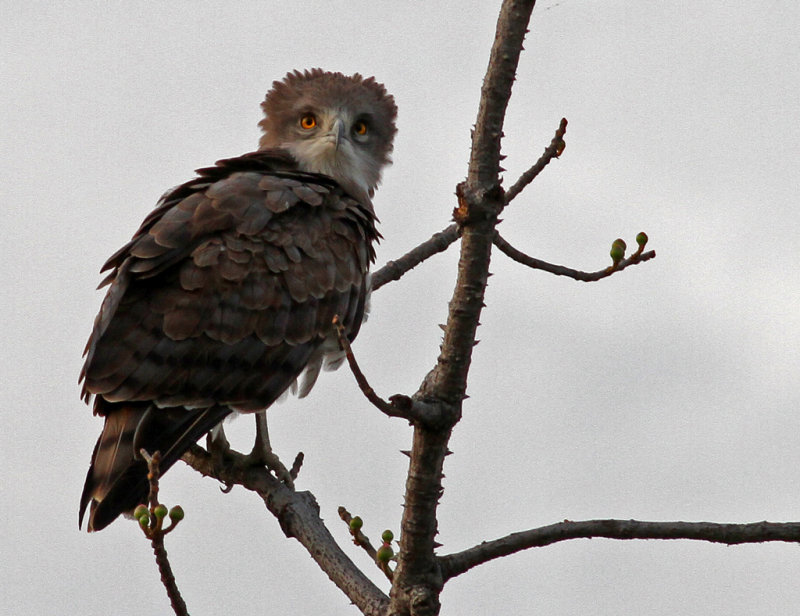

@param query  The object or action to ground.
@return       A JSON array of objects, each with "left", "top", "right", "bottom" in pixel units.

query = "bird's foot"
[{"left": 243, "top": 412, "right": 295, "bottom": 489}]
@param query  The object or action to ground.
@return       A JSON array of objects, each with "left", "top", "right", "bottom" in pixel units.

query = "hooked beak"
[{"left": 328, "top": 118, "right": 345, "bottom": 151}]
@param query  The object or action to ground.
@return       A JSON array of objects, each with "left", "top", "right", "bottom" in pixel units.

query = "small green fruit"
[
  {"left": 376, "top": 545, "right": 394, "bottom": 563},
  {"left": 349, "top": 516, "right": 363, "bottom": 531},
  {"left": 636, "top": 232, "right": 648, "bottom": 248},
  {"left": 153, "top": 504, "right": 168, "bottom": 519},
  {"left": 610, "top": 238, "right": 627, "bottom": 265},
  {"left": 169, "top": 506, "right": 185, "bottom": 522},
  {"left": 381, "top": 530, "right": 394, "bottom": 543},
  {"left": 133, "top": 504, "right": 149, "bottom": 521},
  {"left": 138, "top": 514, "right": 150, "bottom": 529}
]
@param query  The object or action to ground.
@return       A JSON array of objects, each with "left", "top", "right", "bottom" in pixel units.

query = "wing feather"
[{"left": 81, "top": 149, "right": 378, "bottom": 412}]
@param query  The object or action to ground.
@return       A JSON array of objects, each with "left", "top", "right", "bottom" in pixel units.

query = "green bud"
[
  {"left": 636, "top": 232, "right": 648, "bottom": 248},
  {"left": 133, "top": 504, "right": 149, "bottom": 521},
  {"left": 138, "top": 514, "right": 150, "bottom": 529},
  {"left": 169, "top": 506, "right": 185, "bottom": 522},
  {"left": 349, "top": 516, "right": 363, "bottom": 531},
  {"left": 376, "top": 545, "right": 394, "bottom": 563},
  {"left": 610, "top": 238, "right": 627, "bottom": 265},
  {"left": 381, "top": 529, "right": 394, "bottom": 543},
  {"left": 153, "top": 504, "right": 168, "bottom": 519}
]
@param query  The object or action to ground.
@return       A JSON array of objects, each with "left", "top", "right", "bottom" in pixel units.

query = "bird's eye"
[
  {"left": 300, "top": 114, "right": 317, "bottom": 129},
  {"left": 353, "top": 121, "right": 368, "bottom": 136}
]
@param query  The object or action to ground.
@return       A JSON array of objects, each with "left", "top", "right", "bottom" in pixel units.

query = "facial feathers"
[{"left": 258, "top": 69, "right": 397, "bottom": 203}]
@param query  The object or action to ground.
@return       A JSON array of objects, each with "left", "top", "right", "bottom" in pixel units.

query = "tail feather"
[{"left": 79, "top": 400, "right": 230, "bottom": 531}]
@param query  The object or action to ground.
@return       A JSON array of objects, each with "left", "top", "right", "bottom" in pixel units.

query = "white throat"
[{"left": 285, "top": 138, "right": 376, "bottom": 204}]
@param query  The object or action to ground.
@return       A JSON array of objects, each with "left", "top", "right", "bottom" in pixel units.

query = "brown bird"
[{"left": 79, "top": 69, "right": 397, "bottom": 531}]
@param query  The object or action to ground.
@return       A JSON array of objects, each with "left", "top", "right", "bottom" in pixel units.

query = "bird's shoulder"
[{"left": 97, "top": 148, "right": 379, "bottom": 286}]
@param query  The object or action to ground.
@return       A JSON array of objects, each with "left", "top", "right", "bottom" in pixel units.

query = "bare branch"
[
  {"left": 289, "top": 452, "right": 304, "bottom": 481},
  {"left": 371, "top": 224, "right": 460, "bottom": 292},
  {"left": 504, "top": 117, "right": 568, "bottom": 204},
  {"left": 332, "top": 315, "right": 444, "bottom": 427},
  {"left": 494, "top": 232, "right": 656, "bottom": 281},
  {"left": 181, "top": 446, "right": 390, "bottom": 616},
  {"left": 440, "top": 518, "right": 800, "bottom": 581},
  {"left": 332, "top": 315, "right": 412, "bottom": 419},
  {"left": 467, "top": 1, "right": 537, "bottom": 191}
]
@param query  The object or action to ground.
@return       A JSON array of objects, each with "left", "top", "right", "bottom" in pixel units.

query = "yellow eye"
[
  {"left": 353, "top": 121, "right": 368, "bottom": 136},
  {"left": 300, "top": 114, "right": 317, "bottom": 129}
]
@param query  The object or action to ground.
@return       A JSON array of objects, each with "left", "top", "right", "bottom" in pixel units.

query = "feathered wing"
[{"left": 79, "top": 149, "right": 378, "bottom": 531}]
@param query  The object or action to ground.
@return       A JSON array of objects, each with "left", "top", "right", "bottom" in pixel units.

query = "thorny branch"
[
  {"left": 388, "top": 3, "right": 539, "bottom": 616},
  {"left": 438, "top": 519, "right": 800, "bottom": 581}
]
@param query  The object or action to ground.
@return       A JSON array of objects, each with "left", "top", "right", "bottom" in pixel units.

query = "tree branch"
[
  {"left": 389, "top": 3, "right": 538, "bottom": 616},
  {"left": 332, "top": 315, "right": 450, "bottom": 427},
  {"left": 494, "top": 232, "right": 656, "bottom": 281},
  {"left": 181, "top": 446, "right": 389, "bottom": 616},
  {"left": 332, "top": 315, "right": 413, "bottom": 420},
  {"left": 439, "top": 518, "right": 800, "bottom": 581},
  {"left": 371, "top": 224, "right": 460, "bottom": 292},
  {"left": 504, "top": 117, "right": 568, "bottom": 204}
]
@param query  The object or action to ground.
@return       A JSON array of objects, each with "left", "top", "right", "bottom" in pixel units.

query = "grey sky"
[{"left": 2, "top": 2, "right": 799, "bottom": 614}]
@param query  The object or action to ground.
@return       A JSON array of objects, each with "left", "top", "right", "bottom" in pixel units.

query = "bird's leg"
[
  {"left": 246, "top": 411, "right": 294, "bottom": 489},
  {"left": 207, "top": 423, "right": 231, "bottom": 459}
]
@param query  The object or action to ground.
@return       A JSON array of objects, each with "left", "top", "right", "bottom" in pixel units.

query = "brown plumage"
[{"left": 80, "top": 70, "right": 396, "bottom": 531}]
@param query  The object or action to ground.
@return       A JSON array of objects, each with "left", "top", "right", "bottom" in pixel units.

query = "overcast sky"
[{"left": 2, "top": 1, "right": 799, "bottom": 615}]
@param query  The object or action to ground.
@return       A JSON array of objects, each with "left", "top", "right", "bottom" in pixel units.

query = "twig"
[
  {"left": 289, "top": 452, "right": 304, "bottom": 481},
  {"left": 139, "top": 450, "right": 189, "bottom": 616},
  {"left": 439, "top": 518, "right": 800, "bottom": 581},
  {"left": 504, "top": 117, "right": 568, "bottom": 204},
  {"left": 339, "top": 507, "right": 380, "bottom": 560},
  {"left": 332, "top": 315, "right": 421, "bottom": 422},
  {"left": 338, "top": 507, "right": 394, "bottom": 582},
  {"left": 371, "top": 224, "right": 460, "bottom": 292},
  {"left": 494, "top": 232, "right": 656, "bottom": 281}
]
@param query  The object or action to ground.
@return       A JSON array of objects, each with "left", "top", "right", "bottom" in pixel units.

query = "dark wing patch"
[{"left": 80, "top": 149, "right": 378, "bottom": 413}]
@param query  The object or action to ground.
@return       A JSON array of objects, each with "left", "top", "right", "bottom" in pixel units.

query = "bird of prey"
[{"left": 79, "top": 69, "right": 397, "bottom": 531}]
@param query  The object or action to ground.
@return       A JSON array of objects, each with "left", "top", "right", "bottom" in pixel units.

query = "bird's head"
[{"left": 258, "top": 69, "right": 397, "bottom": 203}]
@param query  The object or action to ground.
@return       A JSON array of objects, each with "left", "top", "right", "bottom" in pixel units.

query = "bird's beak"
[{"left": 330, "top": 118, "right": 345, "bottom": 151}]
